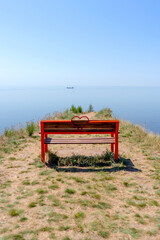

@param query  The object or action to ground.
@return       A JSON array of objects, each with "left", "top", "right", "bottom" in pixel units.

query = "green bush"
[
  {"left": 26, "top": 121, "right": 36, "bottom": 136},
  {"left": 70, "top": 105, "right": 83, "bottom": 113}
]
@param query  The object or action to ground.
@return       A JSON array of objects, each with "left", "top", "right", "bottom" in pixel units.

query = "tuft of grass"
[
  {"left": 28, "top": 202, "right": 37, "bottom": 208},
  {"left": 22, "top": 180, "right": 30, "bottom": 185},
  {"left": 65, "top": 188, "right": 76, "bottom": 194},
  {"left": 106, "top": 184, "right": 117, "bottom": 192},
  {"left": 47, "top": 195, "right": 61, "bottom": 206},
  {"left": 39, "top": 226, "right": 54, "bottom": 232},
  {"left": 20, "top": 217, "right": 28, "bottom": 222},
  {"left": 98, "top": 230, "right": 110, "bottom": 238},
  {"left": 126, "top": 199, "right": 147, "bottom": 208},
  {"left": 74, "top": 211, "right": 85, "bottom": 220},
  {"left": 9, "top": 208, "right": 23, "bottom": 217},
  {"left": 58, "top": 225, "right": 70, "bottom": 231},
  {"left": 36, "top": 188, "right": 48, "bottom": 194},
  {"left": 26, "top": 121, "right": 36, "bottom": 136},
  {"left": 95, "top": 108, "right": 112, "bottom": 118},
  {"left": 96, "top": 201, "right": 112, "bottom": 209},
  {"left": 62, "top": 237, "right": 72, "bottom": 240}
]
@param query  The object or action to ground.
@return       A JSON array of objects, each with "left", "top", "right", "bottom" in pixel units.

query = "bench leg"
[
  {"left": 41, "top": 122, "right": 45, "bottom": 163},
  {"left": 111, "top": 133, "right": 114, "bottom": 152},
  {"left": 45, "top": 134, "right": 48, "bottom": 153},
  {"left": 115, "top": 133, "right": 118, "bottom": 161},
  {"left": 41, "top": 138, "right": 45, "bottom": 162}
]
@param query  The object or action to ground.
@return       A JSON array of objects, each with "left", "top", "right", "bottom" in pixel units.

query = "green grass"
[
  {"left": 74, "top": 211, "right": 85, "bottom": 220},
  {"left": 36, "top": 188, "right": 48, "bottom": 194},
  {"left": 9, "top": 208, "right": 23, "bottom": 217},
  {"left": 98, "top": 230, "right": 110, "bottom": 238},
  {"left": 26, "top": 121, "right": 36, "bottom": 136},
  {"left": 65, "top": 188, "right": 76, "bottom": 194},
  {"left": 28, "top": 202, "right": 37, "bottom": 208}
]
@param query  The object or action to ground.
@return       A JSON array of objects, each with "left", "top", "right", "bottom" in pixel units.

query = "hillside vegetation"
[{"left": 0, "top": 107, "right": 160, "bottom": 240}]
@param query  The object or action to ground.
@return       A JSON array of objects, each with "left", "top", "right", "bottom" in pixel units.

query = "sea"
[{"left": 0, "top": 86, "right": 160, "bottom": 135}]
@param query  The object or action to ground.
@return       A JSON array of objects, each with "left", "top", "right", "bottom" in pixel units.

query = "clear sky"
[{"left": 0, "top": 0, "right": 160, "bottom": 87}]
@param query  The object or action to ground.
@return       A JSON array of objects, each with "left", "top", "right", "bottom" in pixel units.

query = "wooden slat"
[
  {"left": 45, "top": 137, "right": 115, "bottom": 144},
  {"left": 44, "top": 128, "right": 115, "bottom": 132},
  {"left": 44, "top": 122, "right": 116, "bottom": 130}
]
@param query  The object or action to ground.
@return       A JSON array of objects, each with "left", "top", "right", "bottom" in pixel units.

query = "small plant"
[
  {"left": 88, "top": 104, "right": 94, "bottom": 112},
  {"left": 65, "top": 188, "right": 76, "bottom": 194},
  {"left": 98, "top": 230, "right": 110, "bottom": 238},
  {"left": 28, "top": 202, "right": 37, "bottom": 208},
  {"left": 74, "top": 211, "right": 85, "bottom": 220},
  {"left": 26, "top": 121, "right": 36, "bottom": 136},
  {"left": 36, "top": 188, "right": 48, "bottom": 194},
  {"left": 4, "top": 127, "right": 17, "bottom": 138},
  {"left": 9, "top": 208, "right": 22, "bottom": 217},
  {"left": 70, "top": 105, "right": 83, "bottom": 113}
]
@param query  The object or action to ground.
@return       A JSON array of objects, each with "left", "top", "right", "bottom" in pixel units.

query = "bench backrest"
[{"left": 41, "top": 120, "right": 119, "bottom": 134}]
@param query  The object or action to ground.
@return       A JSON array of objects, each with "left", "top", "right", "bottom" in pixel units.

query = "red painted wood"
[
  {"left": 41, "top": 122, "right": 45, "bottom": 162},
  {"left": 115, "top": 122, "right": 119, "bottom": 161},
  {"left": 111, "top": 133, "right": 114, "bottom": 152},
  {"left": 45, "top": 134, "right": 48, "bottom": 153}
]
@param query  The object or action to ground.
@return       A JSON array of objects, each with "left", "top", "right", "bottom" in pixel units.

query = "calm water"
[{"left": 0, "top": 86, "right": 160, "bottom": 135}]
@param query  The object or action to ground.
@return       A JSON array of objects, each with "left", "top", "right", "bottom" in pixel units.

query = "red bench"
[{"left": 40, "top": 117, "right": 119, "bottom": 163}]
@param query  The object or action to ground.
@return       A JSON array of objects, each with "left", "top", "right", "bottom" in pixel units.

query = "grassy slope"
[{"left": 0, "top": 109, "right": 160, "bottom": 240}]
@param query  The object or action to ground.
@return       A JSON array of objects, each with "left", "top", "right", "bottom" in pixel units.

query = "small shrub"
[
  {"left": 70, "top": 105, "right": 83, "bottom": 113},
  {"left": 28, "top": 202, "right": 37, "bottom": 208},
  {"left": 74, "top": 212, "right": 85, "bottom": 220},
  {"left": 9, "top": 208, "right": 22, "bottom": 217},
  {"left": 65, "top": 188, "right": 76, "bottom": 194},
  {"left": 88, "top": 104, "right": 94, "bottom": 112},
  {"left": 26, "top": 121, "right": 36, "bottom": 136}
]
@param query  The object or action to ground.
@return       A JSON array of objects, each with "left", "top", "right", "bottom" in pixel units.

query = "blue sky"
[{"left": 0, "top": 0, "right": 160, "bottom": 87}]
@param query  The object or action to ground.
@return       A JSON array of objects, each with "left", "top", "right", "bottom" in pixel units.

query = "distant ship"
[{"left": 66, "top": 86, "right": 74, "bottom": 89}]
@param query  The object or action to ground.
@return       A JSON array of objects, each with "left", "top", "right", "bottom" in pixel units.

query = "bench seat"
[{"left": 45, "top": 137, "right": 115, "bottom": 144}]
